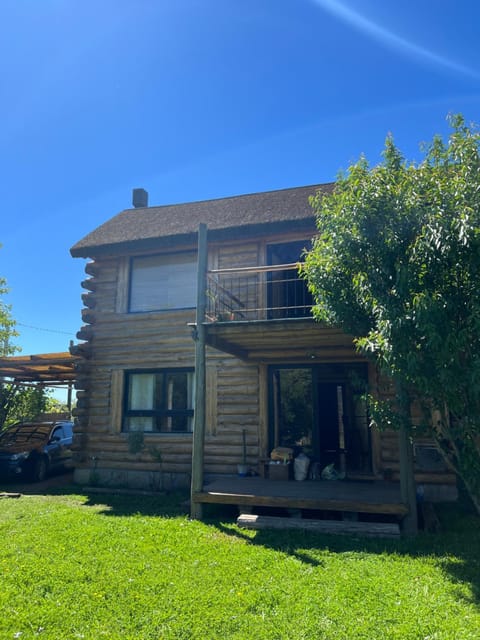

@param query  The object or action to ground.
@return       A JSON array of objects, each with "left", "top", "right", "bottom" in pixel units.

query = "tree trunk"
[{"left": 395, "top": 380, "right": 418, "bottom": 536}]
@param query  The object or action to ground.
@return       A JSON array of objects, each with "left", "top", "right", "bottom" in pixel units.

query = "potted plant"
[{"left": 217, "top": 310, "right": 235, "bottom": 322}]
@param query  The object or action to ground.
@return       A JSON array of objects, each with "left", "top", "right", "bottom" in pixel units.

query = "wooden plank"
[
  {"left": 204, "top": 319, "right": 361, "bottom": 354},
  {"left": 258, "top": 363, "right": 268, "bottom": 458},
  {"left": 193, "top": 490, "right": 408, "bottom": 515},
  {"left": 237, "top": 514, "right": 401, "bottom": 538},
  {"left": 414, "top": 472, "right": 456, "bottom": 484},
  {"left": 206, "top": 334, "right": 249, "bottom": 360}
]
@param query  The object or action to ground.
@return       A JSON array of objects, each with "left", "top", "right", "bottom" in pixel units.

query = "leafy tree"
[
  {"left": 45, "top": 395, "right": 71, "bottom": 414},
  {"left": 303, "top": 115, "right": 480, "bottom": 515},
  {"left": 0, "top": 386, "right": 70, "bottom": 429},
  {"left": 0, "top": 260, "right": 51, "bottom": 428},
  {"left": 0, "top": 270, "right": 18, "bottom": 357},
  {"left": 0, "top": 383, "right": 48, "bottom": 428}
]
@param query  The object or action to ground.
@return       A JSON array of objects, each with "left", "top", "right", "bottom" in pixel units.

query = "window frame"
[
  {"left": 123, "top": 368, "right": 195, "bottom": 435},
  {"left": 128, "top": 250, "right": 198, "bottom": 313}
]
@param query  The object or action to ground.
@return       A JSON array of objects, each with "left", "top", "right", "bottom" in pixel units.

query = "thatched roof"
[{"left": 71, "top": 183, "right": 333, "bottom": 258}]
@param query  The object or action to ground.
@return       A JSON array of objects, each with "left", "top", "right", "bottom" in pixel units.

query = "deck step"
[{"left": 237, "top": 514, "right": 401, "bottom": 538}]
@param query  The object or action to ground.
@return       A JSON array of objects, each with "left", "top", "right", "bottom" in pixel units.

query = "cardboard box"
[{"left": 268, "top": 462, "right": 291, "bottom": 481}]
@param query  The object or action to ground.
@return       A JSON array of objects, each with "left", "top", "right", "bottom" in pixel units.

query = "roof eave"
[{"left": 70, "top": 218, "right": 317, "bottom": 259}]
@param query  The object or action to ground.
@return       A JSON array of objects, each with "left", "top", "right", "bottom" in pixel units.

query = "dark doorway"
[
  {"left": 266, "top": 240, "right": 312, "bottom": 318},
  {"left": 317, "top": 382, "right": 345, "bottom": 470},
  {"left": 269, "top": 364, "right": 371, "bottom": 474}
]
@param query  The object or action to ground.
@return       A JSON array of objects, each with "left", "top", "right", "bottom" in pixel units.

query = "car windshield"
[{"left": 0, "top": 424, "right": 52, "bottom": 446}]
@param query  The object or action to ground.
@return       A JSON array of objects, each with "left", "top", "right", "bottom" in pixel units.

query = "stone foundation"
[{"left": 73, "top": 467, "right": 191, "bottom": 492}]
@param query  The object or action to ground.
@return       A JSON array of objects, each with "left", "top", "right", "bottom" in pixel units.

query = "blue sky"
[{"left": 1, "top": 0, "right": 480, "bottom": 363}]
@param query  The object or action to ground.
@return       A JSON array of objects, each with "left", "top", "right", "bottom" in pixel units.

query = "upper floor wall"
[{"left": 79, "top": 227, "right": 317, "bottom": 325}]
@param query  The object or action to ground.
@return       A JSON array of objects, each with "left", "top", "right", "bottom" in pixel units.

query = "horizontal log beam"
[
  {"left": 193, "top": 491, "right": 408, "bottom": 516},
  {"left": 237, "top": 514, "right": 401, "bottom": 538}
]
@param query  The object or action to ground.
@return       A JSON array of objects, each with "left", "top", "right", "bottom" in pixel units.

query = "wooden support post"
[
  {"left": 396, "top": 380, "right": 418, "bottom": 536},
  {"left": 68, "top": 340, "right": 74, "bottom": 413},
  {"left": 190, "top": 223, "right": 208, "bottom": 520},
  {"left": 67, "top": 383, "right": 72, "bottom": 413}
]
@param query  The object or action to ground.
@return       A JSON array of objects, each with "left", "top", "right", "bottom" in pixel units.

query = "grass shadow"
[
  {"left": 6, "top": 477, "right": 478, "bottom": 607},
  {"left": 206, "top": 500, "right": 480, "bottom": 606},
  {"left": 0, "top": 475, "right": 190, "bottom": 518},
  {"left": 81, "top": 488, "right": 191, "bottom": 518},
  {"left": 76, "top": 486, "right": 480, "bottom": 605}
]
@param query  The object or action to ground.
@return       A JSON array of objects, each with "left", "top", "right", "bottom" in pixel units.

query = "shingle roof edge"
[{"left": 70, "top": 182, "right": 333, "bottom": 258}]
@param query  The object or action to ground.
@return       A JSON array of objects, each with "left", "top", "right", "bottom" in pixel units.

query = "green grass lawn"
[{"left": 0, "top": 484, "right": 479, "bottom": 640}]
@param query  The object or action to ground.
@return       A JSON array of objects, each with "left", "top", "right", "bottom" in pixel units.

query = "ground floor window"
[{"left": 124, "top": 369, "right": 194, "bottom": 433}]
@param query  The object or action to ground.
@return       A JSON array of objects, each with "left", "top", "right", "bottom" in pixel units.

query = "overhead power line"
[{"left": 17, "top": 322, "right": 74, "bottom": 337}]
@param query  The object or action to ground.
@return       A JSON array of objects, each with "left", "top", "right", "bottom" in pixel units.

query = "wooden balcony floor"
[{"left": 193, "top": 476, "right": 408, "bottom": 517}]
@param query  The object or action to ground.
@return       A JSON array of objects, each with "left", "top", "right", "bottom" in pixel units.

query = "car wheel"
[{"left": 32, "top": 456, "right": 49, "bottom": 482}]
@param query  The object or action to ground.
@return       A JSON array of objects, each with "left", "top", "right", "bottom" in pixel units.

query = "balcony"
[
  {"left": 205, "top": 263, "right": 313, "bottom": 323},
  {"left": 199, "top": 263, "right": 359, "bottom": 363}
]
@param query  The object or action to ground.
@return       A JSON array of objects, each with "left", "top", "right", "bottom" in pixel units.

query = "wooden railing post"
[{"left": 190, "top": 223, "right": 208, "bottom": 519}]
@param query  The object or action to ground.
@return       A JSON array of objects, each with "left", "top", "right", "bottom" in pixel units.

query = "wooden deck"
[{"left": 193, "top": 477, "right": 409, "bottom": 517}]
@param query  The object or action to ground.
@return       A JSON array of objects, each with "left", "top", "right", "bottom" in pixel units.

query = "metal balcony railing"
[{"left": 205, "top": 263, "right": 313, "bottom": 322}]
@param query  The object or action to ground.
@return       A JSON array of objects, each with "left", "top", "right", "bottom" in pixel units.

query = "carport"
[{"left": 0, "top": 351, "right": 79, "bottom": 411}]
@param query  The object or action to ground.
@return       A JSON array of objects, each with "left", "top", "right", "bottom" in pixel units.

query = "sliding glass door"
[{"left": 269, "top": 364, "right": 371, "bottom": 474}]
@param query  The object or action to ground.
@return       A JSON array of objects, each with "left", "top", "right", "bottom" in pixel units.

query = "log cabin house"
[{"left": 70, "top": 184, "right": 456, "bottom": 529}]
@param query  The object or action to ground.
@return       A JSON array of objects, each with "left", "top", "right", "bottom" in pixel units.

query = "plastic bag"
[{"left": 321, "top": 463, "right": 345, "bottom": 480}]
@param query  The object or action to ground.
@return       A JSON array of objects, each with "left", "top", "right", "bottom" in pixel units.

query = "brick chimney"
[{"left": 132, "top": 188, "right": 148, "bottom": 208}]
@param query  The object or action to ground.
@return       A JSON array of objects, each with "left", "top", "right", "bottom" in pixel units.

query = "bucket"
[{"left": 294, "top": 453, "right": 310, "bottom": 481}]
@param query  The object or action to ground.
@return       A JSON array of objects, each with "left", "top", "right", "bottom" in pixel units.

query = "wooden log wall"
[
  {"left": 369, "top": 367, "right": 456, "bottom": 486},
  {"left": 71, "top": 235, "right": 455, "bottom": 490},
  {"left": 73, "top": 245, "right": 265, "bottom": 482}
]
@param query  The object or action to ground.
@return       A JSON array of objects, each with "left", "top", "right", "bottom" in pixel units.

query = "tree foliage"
[
  {"left": 0, "top": 384, "right": 49, "bottom": 428},
  {"left": 303, "top": 115, "right": 480, "bottom": 513},
  {"left": 0, "top": 269, "right": 18, "bottom": 357},
  {"left": 0, "top": 254, "right": 52, "bottom": 428}
]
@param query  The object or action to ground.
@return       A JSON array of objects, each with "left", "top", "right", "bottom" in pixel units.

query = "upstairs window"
[
  {"left": 124, "top": 369, "right": 195, "bottom": 433},
  {"left": 129, "top": 252, "right": 197, "bottom": 312}
]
